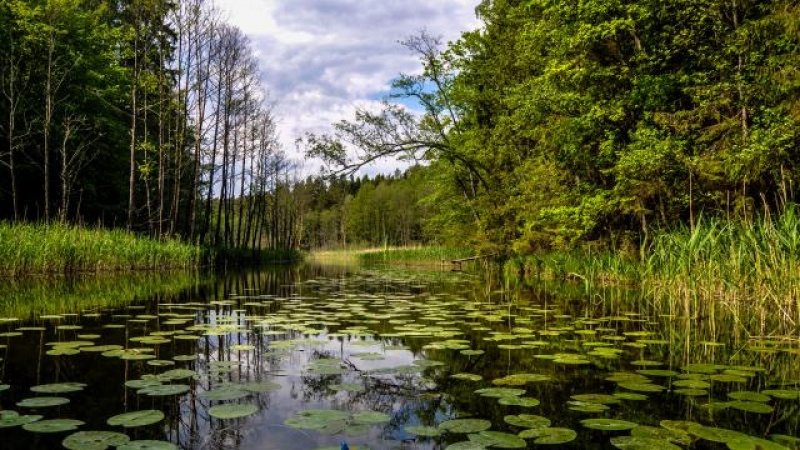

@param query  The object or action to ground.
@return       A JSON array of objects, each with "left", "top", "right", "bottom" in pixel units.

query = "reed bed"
[
  {"left": 506, "top": 209, "right": 800, "bottom": 335},
  {"left": 0, "top": 222, "right": 202, "bottom": 276},
  {"left": 357, "top": 246, "right": 472, "bottom": 265}
]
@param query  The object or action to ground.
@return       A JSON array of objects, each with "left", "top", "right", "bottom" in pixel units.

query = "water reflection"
[{"left": 0, "top": 263, "right": 798, "bottom": 450}]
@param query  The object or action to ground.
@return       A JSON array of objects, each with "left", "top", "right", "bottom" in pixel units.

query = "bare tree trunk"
[{"left": 128, "top": 28, "right": 139, "bottom": 231}]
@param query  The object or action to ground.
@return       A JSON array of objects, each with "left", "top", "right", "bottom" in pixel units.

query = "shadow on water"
[{"left": 0, "top": 261, "right": 798, "bottom": 450}]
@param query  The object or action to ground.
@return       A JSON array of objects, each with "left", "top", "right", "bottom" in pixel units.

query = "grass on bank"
[
  {"left": 309, "top": 246, "right": 472, "bottom": 266},
  {"left": 505, "top": 209, "right": 800, "bottom": 335},
  {"left": 0, "top": 222, "right": 202, "bottom": 276}
]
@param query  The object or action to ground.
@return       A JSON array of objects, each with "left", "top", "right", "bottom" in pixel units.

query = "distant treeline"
[
  {"left": 0, "top": 0, "right": 298, "bottom": 254},
  {"left": 293, "top": 167, "right": 434, "bottom": 249}
]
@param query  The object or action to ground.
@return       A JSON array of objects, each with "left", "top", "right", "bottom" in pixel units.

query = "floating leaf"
[
  {"left": 518, "top": 427, "right": 577, "bottom": 444},
  {"left": 474, "top": 431, "right": 527, "bottom": 448},
  {"left": 22, "top": 418, "right": 84, "bottom": 433},
  {"left": 439, "top": 419, "right": 492, "bottom": 434},
  {"left": 451, "top": 373, "right": 483, "bottom": 382},
  {"left": 0, "top": 410, "right": 42, "bottom": 428},
  {"left": 631, "top": 426, "right": 692, "bottom": 445},
  {"left": 504, "top": 414, "right": 550, "bottom": 429},
  {"left": 498, "top": 396, "right": 540, "bottom": 407},
  {"left": 474, "top": 387, "right": 525, "bottom": 398},
  {"left": 62, "top": 431, "right": 131, "bottom": 450},
  {"left": 200, "top": 386, "right": 249, "bottom": 401},
  {"left": 208, "top": 404, "right": 258, "bottom": 419},
  {"left": 581, "top": 418, "right": 638, "bottom": 431},
  {"left": 30, "top": 382, "right": 86, "bottom": 394},
  {"left": 352, "top": 411, "right": 390, "bottom": 424},
  {"left": 405, "top": 425, "right": 441, "bottom": 437},
  {"left": 136, "top": 384, "right": 189, "bottom": 396},
  {"left": 444, "top": 442, "right": 485, "bottom": 450},
  {"left": 571, "top": 394, "right": 620, "bottom": 405},
  {"left": 728, "top": 401, "right": 774, "bottom": 414},
  {"left": 107, "top": 410, "right": 164, "bottom": 427},
  {"left": 17, "top": 397, "right": 70, "bottom": 408},
  {"left": 728, "top": 391, "right": 771, "bottom": 402}
]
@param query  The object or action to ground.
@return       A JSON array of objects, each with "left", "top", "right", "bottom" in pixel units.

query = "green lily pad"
[
  {"left": 567, "top": 401, "right": 609, "bottom": 413},
  {"left": 498, "top": 396, "right": 540, "bottom": 407},
  {"left": 208, "top": 404, "right": 258, "bottom": 419},
  {"left": 0, "top": 384, "right": 9, "bottom": 391},
  {"left": 118, "top": 440, "right": 178, "bottom": 450},
  {"left": 439, "top": 419, "right": 492, "bottom": 434},
  {"left": 728, "top": 391, "right": 771, "bottom": 402},
  {"left": 0, "top": 410, "right": 43, "bottom": 428},
  {"left": 673, "top": 379, "right": 711, "bottom": 389},
  {"left": 62, "top": 431, "right": 131, "bottom": 450},
  {"left": 451, "top": 373, "right": 483, "bottom": 382},
  {"left": 613, "top": 392, "right": 648, "bottom": 401},
  {"left": 22, "top": 418, "right": 84, "bottom": 433},
  {"left": 352, "top": 411, "right": 390, "bottom": 424},
  {"left": 504, "top": 414, "right": 550, "bottom": 429},
  {"left": 405, "top": 425, "right": 442, "bottom": 437},
  {"left": 475, "top": 430, "right": 527, "bottom": 448},
  {"left": 30, "top": 382, "right": 86, "bottom": 394},
  {"left": 631, "top": 426, "right": 692, "bottom": 445},
  {"left": 571, "top": 394, "right": 620, "bottom": 405},
  {"left": 581, "top": 418, "right": 638, "bottom": 431},
  {"left": 728, "top": 401, "right": 774, "bottom": 414},
  {"left": 137, "top": 384, "right": 189, "bottom": 396},
  {"left": 617, "top": 383, "right": 665, "bottom": 392},
  {"left": 17, "top": 397, "right": 70, "bottom": 408},
  {"left": 610, "top": 436, "right": 681, "bottom": 450},
  {"left": 107, "top": 410, "right": 164, "bottom": 427},
  {"left": 474, "top": 387, "right": 525, "bottom": 398},
  {"left": 518, "top": 427, "right": 577, "bottom": 444},
  {"left": 125, "top": 380, "right": 162, "bottom": 389},
  {"left": 763, "top": 389, "right": 800, "bottom": 400},
  {"left": 285, "top": 409, "right": 350, "bottom": 429},
  {"left": 674, "top": 388, "right": 708, "bottom": 396}
]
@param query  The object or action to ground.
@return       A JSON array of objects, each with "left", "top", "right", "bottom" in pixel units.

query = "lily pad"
[
  {"left": 571, "top": 394, "right": 620, "bottom": 405},
  {"left": 474, "top": 430, "right": 527, "bottom": 448},
  {"left": 30, "top": 382, "right": 86, "bottom": 394},
  {"left": 200, "top": 386, "right": 249, "bottom": 401},
  {"left": 62, "top": 431, "right": 131, "bottom": 450},
  {"left": 581, "top": 418, "right": 638, "bottom": 431},
  {"left": 22, "top": 418, "right": 84, "bottom": 433},
  {"left": 136, "top": 384, "right": 189, "bottom": 396},
  {"left": 728, "top": 391, "right": 771, "bottom": 402},
  {"left": 439, "top": 419, "right": 492, "bottom": 434},
  {"left": 107, "top": 410, "right": 164, "bottom": 427},
  {"left": 504, "top": 414, "right": 550, "bottom": 429},
  {"left": 444, "top": 442, "right": 485, "bottom": 450},
  {"left": 405, "top": 425, "right": 442, "bottom": 437},
  {"left": 518, "top": 427, "right": 577, "bottom": 444},
  {"left": 17, "top": 397, "right": 70, "bottom": 408},
  {"left": 208, "top": 404, "right": 258, "bottom": 419},
  {"left": 352, "top": 411, "right": 390, "bottom": 424},
  {"left": 631, "top": 426, "right": 692, "bottom": 445},
  {"left": 474, "top": 387, "right": 525, "bottom": 398},
  {"left": 728, "top": 401, "right": 774, "bottom": 414},
  {"left": 0, "top": 410, "right": 43, "bottom": 428},
  {"left": 498, "top": 396, "right": 540, "bottom": 407}
]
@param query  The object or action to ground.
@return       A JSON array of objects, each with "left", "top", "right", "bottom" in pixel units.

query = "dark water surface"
[{"left": 0, "top": 263, "right": 798, "bottom": 450}]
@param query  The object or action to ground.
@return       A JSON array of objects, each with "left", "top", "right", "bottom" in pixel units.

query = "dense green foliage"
[
  {"left": 0, "top": 0, "right": 296, "bottom": 257},
  {"left": 308, "top": 0, "right": 800, "bottom": 254},
  {"left": 0, "top": 222, "right": 201, "bottom": 275}
]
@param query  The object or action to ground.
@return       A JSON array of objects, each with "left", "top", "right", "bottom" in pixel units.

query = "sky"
[{"left": 215, "top": 0, "right": 480, "bottom": 176}]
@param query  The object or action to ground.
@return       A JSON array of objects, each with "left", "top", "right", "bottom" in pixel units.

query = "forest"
[
  {"left": 308, "top": 0, "right": 800, "bottom": 256},
  {"left": 2, "top": 0, "right": 800, "bottom": 259}
]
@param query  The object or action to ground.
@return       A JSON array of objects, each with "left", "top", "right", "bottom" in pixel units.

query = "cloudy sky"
[{"left": 216, "top": 0, "right": 480, "bottom": 175}]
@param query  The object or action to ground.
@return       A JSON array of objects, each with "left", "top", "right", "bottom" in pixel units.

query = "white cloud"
[{"left": 215, "top": 0, "right": 480, "bottom": 176}]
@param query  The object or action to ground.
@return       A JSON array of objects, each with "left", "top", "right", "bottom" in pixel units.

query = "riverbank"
[
  {"left": 309, "top": 246, "right": 471, "bottom": 267},
  {"left": 506, "top": 212, "right": 800, "bottom": 336},
  {"left": 0, "top": 222, "right": 202, "bottom": 276}
]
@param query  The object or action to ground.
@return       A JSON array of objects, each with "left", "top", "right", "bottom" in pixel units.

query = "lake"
[{"left": 0, "top": 262, "right": 798, "bottom": 450}]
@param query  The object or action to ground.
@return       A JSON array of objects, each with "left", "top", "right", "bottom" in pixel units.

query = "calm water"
[{"left": 0, "top": 263, "right": 798, "bottom": 450}]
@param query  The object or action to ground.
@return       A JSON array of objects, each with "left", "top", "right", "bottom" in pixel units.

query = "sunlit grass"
[{"left": 0, "top": 222, "right": 202, "bottom": 276}]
